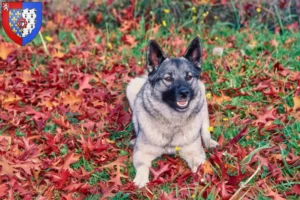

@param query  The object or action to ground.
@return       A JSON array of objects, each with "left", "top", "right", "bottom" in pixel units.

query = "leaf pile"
[{"left": 0, "top": 1, "right": 299, "bottom": 199}]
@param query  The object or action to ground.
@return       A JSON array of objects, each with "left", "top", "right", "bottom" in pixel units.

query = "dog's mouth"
[
  {"left": 176, "top": 99, "right": 189, "bottom": 110},
  {"left": 176, "top": 100, "right": 188, "bottom": 107}
]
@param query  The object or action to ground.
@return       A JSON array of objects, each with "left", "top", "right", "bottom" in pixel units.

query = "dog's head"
[{"left": 146, "top": 37, "right": 202, "bottom": 112}]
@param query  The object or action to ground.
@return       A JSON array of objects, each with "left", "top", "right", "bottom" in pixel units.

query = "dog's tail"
[{"left": 126, "top": 75, "right": 147, "bottom": 110}]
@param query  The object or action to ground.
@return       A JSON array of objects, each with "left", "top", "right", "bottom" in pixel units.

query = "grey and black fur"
[{"left": 126, "top": 37, "right": 219, "bottom": 188}]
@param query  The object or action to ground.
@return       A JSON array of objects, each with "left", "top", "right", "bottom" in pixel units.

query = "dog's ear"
[
  {"left": 183, "top": 37, "right": 202, "bottom": 70},
  {"left": 147, "top": 40, "right": 166, "bottom": 73}
]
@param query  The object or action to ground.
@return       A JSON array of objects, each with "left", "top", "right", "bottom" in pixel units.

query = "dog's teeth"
[{"left": 177, "top": 101, "right": 188, "bottom": 107}]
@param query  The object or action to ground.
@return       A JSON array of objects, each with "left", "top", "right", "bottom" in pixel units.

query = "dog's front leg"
[
  {"left": 133, "top": 142, "right": 163, "bottom": 188},
  {"left": 201, "top": 101, "right": 219, "bottom": 148},
  {"left": 180, "top": 136, "right": 206, "bottom": 173}
]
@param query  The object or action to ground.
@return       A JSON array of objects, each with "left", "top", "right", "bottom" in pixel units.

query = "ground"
[{"left": 0, "top": 1, "right": 299, "bottom": 200}]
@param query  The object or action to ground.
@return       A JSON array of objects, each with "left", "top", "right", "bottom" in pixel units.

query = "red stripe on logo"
[{"left": 2, "top": 2, "right": 22, "bottom": 45}]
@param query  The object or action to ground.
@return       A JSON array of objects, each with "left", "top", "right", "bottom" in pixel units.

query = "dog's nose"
[{"left": 178, "top": 87, "right": 189, "bottom": 98}]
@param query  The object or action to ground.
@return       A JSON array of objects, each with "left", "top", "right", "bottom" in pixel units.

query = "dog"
[{"left": 126, "top": 37, "right": 219, "bottom": 188}]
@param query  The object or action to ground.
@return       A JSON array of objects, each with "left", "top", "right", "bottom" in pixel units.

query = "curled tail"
[{"left": 126, "top": 75, "right": 147, "bottom": 110}]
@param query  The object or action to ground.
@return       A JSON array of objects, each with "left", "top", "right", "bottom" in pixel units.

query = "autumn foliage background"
[{"left": 0, "top": 0, "right": 300, "bottom": 199}]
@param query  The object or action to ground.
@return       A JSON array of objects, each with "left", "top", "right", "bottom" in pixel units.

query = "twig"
[
  {"left": 229, "top": 164, "right": 261, "bottom": 200},
  {"left": 39, "top": 31, "right": 50, "bottom": 56}
]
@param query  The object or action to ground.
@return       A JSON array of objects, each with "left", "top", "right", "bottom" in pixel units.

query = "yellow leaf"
[
  {"left": 45, "top": 36, "right": 53, "bottom": 42},
  {"left": 2, "top": 93, "right": 21, "bottom": 104}
]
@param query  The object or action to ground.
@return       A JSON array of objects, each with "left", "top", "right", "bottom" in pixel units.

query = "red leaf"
[
  {"left": 0, "top": 183, "right": 8, "bottom": 198},
  {"left": 78, "top": 74, "right": 93, "bottom": 93},
  {"left": 286, "top": 184, "right": 300, "bottom": 195},
  {"left": 149, "top": 162, "right": 170, "bottom": 181},
  {"left": 53, "top": 169, "right": 70, "bottom": 189},
  {"left": 60, "top": 152, "right": 80, "bottom": 171}
]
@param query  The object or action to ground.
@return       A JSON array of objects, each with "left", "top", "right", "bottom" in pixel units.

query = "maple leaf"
[
  {"left": 0, "top": 183, "right": 8, "bottom": 198},
  {"left": 121, "top": 34, "right": 137, "bottom": 47},
  {"left": 17, "top": 70, "right": 32, "bottom": 85},
  {"left": 251, "top": 107, "right": 278, "bottom": 126},
  {"left": 264, "top": 185, "right": 286, "bottom": 200},
  {"left": 211, "top": 91, "right": 231, "bottom": 104},
  {"left": 52, "top": 116, "right": 71, "bottom": 129},
  {"left": 52, "top": 169, "right": 70, "bottom": 189},
  {"left": 109, "top": 164, "right": 128, "bottom": 186},
  {"left": 0, "top": 93, "right": 22, "bottom": 105},
  {"left": 159, "top": 192, "right": 179, "bottom": 200},
  {"left": 60, "top": 152, "right": 80, "bottom": 171},
  {"left": 149, "top": 162, "right": 170, "bottom": 181},
  {"left": 0, "top": 136, "right": 11, "bottom": 151},
  {"left": 100, "top": 156, "right": 127, "bottom": 170},
  {"left": 286, "top": 184, "right": 300, "bottom": 196},
  {"left": 0, "top": 42, "right": 17, "bottom": 60},
  {"left": 63, "top": 182, "right": 89, "bottom": 192},
  {"left": 202, "top": 161, "right": 214, "bottom": 175},
  {"left": 78, "top": 74, "right": 93, "bottom": 93},
  {"left": 0, "top": 158, "right": 17, "bottom": 177},
  {"left": 59, "top": 91, "right": 82, "bottom": 111}
]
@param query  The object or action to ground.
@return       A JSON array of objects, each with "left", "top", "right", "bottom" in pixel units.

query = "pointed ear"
[
  {"left": 146, "top": 40, "right": 166, "bottom": 73},
  {"left": 183, "top": 37, "right": 202, "bottom": 70}
]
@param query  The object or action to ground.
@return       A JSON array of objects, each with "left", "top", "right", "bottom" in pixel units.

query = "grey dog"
[{"left": 126, "top": 37, "right": 219, "bottom": 188}]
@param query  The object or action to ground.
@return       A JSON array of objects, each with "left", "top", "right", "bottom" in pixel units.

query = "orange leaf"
[
  {"left": 0, "top": 158, "right": 17, "bottom": 177},
  {"left": 18, "top": 70, "right": 32, "bottom": 84},
  {"left": 211, "top": 91, "right": 231, "bottom": 104},
  {"left": 0, "top": 42, "right": 17, "bottom": 60},
  {"left": 203, "top": 161, "right": 214, "bottom": 175},
  {"left": 293, "top": 96, "right": 300, "bottom": 111}
]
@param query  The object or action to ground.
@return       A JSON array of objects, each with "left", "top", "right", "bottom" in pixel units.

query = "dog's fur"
[{"left": 126, "top": 37, "right": 218, "bottom": 188}]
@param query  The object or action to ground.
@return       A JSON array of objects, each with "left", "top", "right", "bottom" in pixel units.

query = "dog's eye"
[
  {"left": 164, "top": 76, "right": 173, "bottom": 82},
  {"left": 186, "top": 73, "right": 193, "bottom": 81}
]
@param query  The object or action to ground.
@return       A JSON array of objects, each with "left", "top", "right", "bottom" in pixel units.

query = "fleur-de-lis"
[
  {"left": 16, "top": 11, "right": 21, "bottom": 16},
  {"left": 12, "top": 17, "right": 17, "bottom": 22},
  {"left": 12, "top": 28, "right": 17, "bottom": 33}
]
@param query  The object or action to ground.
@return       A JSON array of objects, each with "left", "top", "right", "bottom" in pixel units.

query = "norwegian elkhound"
[{"left": 126, "top": 37, "right": 219, "bottom": 188}]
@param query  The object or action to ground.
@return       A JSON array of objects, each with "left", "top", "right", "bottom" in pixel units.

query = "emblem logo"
[{"left": 2, "top": 2, "right": 42, "bottom": 46}]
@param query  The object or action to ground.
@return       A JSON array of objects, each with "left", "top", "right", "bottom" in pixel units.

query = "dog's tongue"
[{"left": 177, "top": 100, "right": 188, "bottom": 107}]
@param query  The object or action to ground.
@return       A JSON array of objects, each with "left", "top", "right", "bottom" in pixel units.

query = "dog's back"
[{"left": 126, "top": 75, "right": 147, "bottom": 111}]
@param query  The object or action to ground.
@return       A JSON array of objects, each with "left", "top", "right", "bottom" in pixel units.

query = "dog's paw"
[
  {"left": 190, "top": 156, "right": 206, "bottom": 173},
  {"left": 133, "top": 168, "right": 149, "bottom": 188},
  {"left": 205, "top": 139, "right": 219, "bottom": 149}
]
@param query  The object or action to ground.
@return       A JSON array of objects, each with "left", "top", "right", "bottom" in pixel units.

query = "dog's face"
[{"left": 146, "top": 37, "right": 202, "bottom": 112}]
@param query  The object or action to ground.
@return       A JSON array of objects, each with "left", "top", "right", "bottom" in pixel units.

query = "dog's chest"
[{"left": 144, "top": 116, "right": 202, "bottom": 148}]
